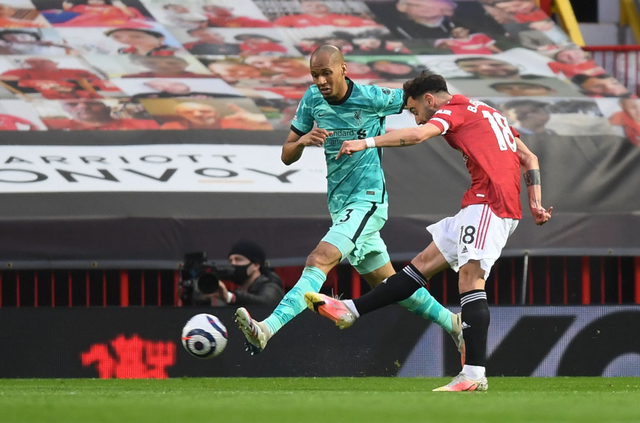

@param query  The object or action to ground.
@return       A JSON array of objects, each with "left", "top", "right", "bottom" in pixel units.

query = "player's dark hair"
[
  {"left": 105, "top": 28, "right": 164, "bottom": 38},
  {"left": 402, "top": 72, "right": 449, "bottom": 106},
  {"left": 0, "top": 30, "right": 40, "bottom": 41},
  {"left": 502, "top": 99, "right": 549, "bottom": 110}
]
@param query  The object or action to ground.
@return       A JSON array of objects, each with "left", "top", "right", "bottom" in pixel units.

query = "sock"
[
  {"left": 460, "top": 289, "right": 490, "bottom": 367},
  {"left": 462, "top": 364, "right": 485, "bottom": 380},
  {"left": 343, "top": 299, "right": 359, "bottom": 317},
  {"left": 398, "top": 287, "right": 453, "bottom": 332},
  {"left": 352, "top": 264, "right": 424, "bottom": 316},
  {"left": 263, "top": 266, "right": 326, "bottom": 335}
]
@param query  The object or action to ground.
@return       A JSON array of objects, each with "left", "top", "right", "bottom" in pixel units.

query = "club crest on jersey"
[{"left": 353, "top": 109, "right": 362, "bottom": 126}]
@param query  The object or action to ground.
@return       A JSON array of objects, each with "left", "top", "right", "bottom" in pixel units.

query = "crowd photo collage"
[{"left": 0, "top": 0, "right": 635, "bottom": 145}]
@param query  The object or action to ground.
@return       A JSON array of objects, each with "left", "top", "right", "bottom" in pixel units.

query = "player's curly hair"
[{"left": 402, "top": 71, "right": 449, "bottom": 106}]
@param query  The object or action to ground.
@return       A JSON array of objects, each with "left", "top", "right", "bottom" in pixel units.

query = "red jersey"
[
  {"left": 43, "top": 118, "right": 159, "bottom": 131},
  {"left": 514, "top": 9, "right": 549, "bottom": 23},
  {"left": 436, "top": 33, "right": 496, "bottom": 55},
  {"left": 274, "top": 13, "right": 378, "bottom": 27},
  {"left": 548, "top": 60, "right": 606, "bottom": 78},
  {"left": 59, "top": 5, "right": 151, "bottom": 28},
  {"left": 1, "top": 68, "right": 101, "bottom": 80},
  {"left": 428, "top": 95, "right": 522, "bottom": 219},
  {"left": 0, "top": 114, "right": 39, "bottom": 130},
  {"left": 609, "top": 111, "right": 640, "bottom": 146}
]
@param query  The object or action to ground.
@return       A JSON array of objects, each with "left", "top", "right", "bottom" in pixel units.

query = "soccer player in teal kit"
[{"left": 235, "top": 45, "right": 464, "bottom": 358}]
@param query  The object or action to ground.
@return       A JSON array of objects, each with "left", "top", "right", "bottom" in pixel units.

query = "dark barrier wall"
[{"left": 1, "top": 306, "right": 639, "bottom": 378}]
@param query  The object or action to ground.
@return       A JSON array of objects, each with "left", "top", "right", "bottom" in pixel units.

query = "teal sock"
[
  {"left": 264, "top": 266, "right": 326, "bottom": 335},
  {"left": 398, "top": 287, "right": 453, "bottom": 332}
]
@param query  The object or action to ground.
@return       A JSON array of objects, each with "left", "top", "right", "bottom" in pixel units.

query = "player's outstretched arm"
[
  {"left": 336, "top": 123, "right": 442, "bottom": 159},
  {"left": 281, "top": 128, "right": 332, "bottom": 165},
  {"left": 516, "top": 137, "right": 552, "bottom": 226}
]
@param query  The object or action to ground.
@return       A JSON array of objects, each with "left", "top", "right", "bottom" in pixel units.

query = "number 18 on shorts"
[{"left": 427, "top": 204, "right": 519, "bottom": 280}]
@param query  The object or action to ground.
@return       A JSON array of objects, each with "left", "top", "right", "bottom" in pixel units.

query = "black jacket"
[{"left": 233, "top": 271, "right": 284, "bottom": 307}]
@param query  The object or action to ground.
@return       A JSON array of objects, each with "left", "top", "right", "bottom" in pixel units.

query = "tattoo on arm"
[
  {"left": 524, "top": 169, "right": 541, "bottom": 186},
  {"left": 400, "top": 138, "right": 406, "bottom": 146}
]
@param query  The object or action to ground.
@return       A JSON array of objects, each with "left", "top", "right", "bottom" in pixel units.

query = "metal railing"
[
  {"left": 0, "top": 257, "right": 638, "bottom": 307},
  {"left": 583, "top": 45, "right": 640, "bottom": 95}
]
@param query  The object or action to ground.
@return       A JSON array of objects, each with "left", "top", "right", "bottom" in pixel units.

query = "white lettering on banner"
[{"left": 0, "top": 145, "right": 327, "bottom": 193}]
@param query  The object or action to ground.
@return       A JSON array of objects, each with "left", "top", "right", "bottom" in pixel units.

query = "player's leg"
[
  {"left": 434, "top": 205, "right": 518, "bottom": 392},
  {"left": 236, "top": 240, "right": 340, "bottom": 354},
  {"left": 349, "top": 242, "right": 451, "bottom": 316},
  {"left": 306, "top": 214, "right": 453, "bottom": 325},
  {"left": 356, "top": 250, "right": 455, "bottom": 333},
  {"left": 237, "top": 203, "right": 363, "bottom": 354}
]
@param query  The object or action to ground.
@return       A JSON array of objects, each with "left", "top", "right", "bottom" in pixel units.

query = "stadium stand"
[{"left": 0, "top": 0, "right": 638, "bottom": 310}]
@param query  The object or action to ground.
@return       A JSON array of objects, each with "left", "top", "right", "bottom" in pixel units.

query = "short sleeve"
[
  {"left": 428, "top": 107, "right": 464, "bottom": 135},
  {"left": 510, "top": 125, "right": 520, "bottom": 138},
  {"left": 370, "top": 86, "right": 404, "bottom": 117},
  {"left": 290, "top": 88, "right": 314, "bottom": 136}
]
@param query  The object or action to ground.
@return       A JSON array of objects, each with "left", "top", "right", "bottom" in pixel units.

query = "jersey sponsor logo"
[
  {"left": 435, "top": 109, "right": 452, "bottom": 116},
  {"left": 357, "top": 129, "right": 367, "bottom": 139},
  {"left": 328, "top": 129, "right": 357, "bottom": 138}
]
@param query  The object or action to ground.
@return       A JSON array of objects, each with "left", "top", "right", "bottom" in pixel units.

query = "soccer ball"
[{"left": 181, "top": 313, "right": 228, "bottom": 359}]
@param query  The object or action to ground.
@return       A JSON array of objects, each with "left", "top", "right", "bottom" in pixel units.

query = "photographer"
[{"left": 209, "top": 240, "right": 284, "bottom": 307}]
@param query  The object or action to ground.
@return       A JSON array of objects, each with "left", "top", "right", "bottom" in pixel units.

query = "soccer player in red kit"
[{"left": 306, "top": 72, "right": 552, "bottom": 391}]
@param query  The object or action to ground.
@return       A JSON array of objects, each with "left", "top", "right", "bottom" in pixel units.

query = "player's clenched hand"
[
  {"left": 531, "top": 206, "right": 552, "bottom": 226},
  {"left": 300, "top": 128, "right": 332, "bottom": 147},
  {"left": 336, "top": 139, "right": 366, "bottom": 159}
]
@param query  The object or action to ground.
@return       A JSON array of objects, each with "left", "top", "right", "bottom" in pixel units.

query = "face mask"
[{"left": 231, "top": 264, "right": 251, "bottom": 283}]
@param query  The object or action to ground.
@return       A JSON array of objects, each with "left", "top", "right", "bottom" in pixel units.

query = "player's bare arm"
[
  {"left": 281, "top": 128, "right": 332, "bottom": 165},
  {"left": 516, "top": 137, "right": 552, "bottom": 226},
  {"left": 336, "top": 123, "right": 442, "bottom": 159}
]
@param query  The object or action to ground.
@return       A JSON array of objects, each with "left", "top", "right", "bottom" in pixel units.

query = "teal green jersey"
[{"left": 290, "top": 79, "right": 404, "bottom": 214}]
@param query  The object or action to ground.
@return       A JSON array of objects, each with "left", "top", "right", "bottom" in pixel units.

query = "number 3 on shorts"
[{"left": 338, "top": 208, "right": 354, "bottom": 223}]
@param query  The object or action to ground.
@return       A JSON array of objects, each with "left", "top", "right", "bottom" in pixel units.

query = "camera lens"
[{"left": 197, "top": 273, "right": 219, "bottom": 294}]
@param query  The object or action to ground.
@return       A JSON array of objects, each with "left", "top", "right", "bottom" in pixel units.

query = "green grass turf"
[{"left": 0, "top": 378, "right": 639, "bottom": 423}]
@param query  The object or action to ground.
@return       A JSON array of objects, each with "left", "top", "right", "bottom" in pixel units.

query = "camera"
[{"left": 179, "top": 252, "right": 235, "bottom": 305}]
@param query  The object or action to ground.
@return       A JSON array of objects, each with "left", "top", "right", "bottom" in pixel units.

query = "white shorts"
[{"left": 427, "top": 204, "right": 519, "bottom": 280}]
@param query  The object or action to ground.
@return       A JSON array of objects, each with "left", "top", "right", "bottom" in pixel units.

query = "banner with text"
[{"left": 0, "top": 144, "right": 327, "bottom": 193}]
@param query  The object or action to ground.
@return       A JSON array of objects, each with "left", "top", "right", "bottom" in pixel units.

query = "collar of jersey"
[{"left": 325, "top": 77, "right": 353, "bottom": 106}]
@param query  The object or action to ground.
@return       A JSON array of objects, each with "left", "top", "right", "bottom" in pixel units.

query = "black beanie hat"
[{"left": 228, "top": 240, "right": 266, "bottom": 267}]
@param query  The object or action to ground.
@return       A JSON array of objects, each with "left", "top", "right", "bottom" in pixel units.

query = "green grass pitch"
[{"left": 1, "top": 377, "right": 639, "bottom": 423}]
